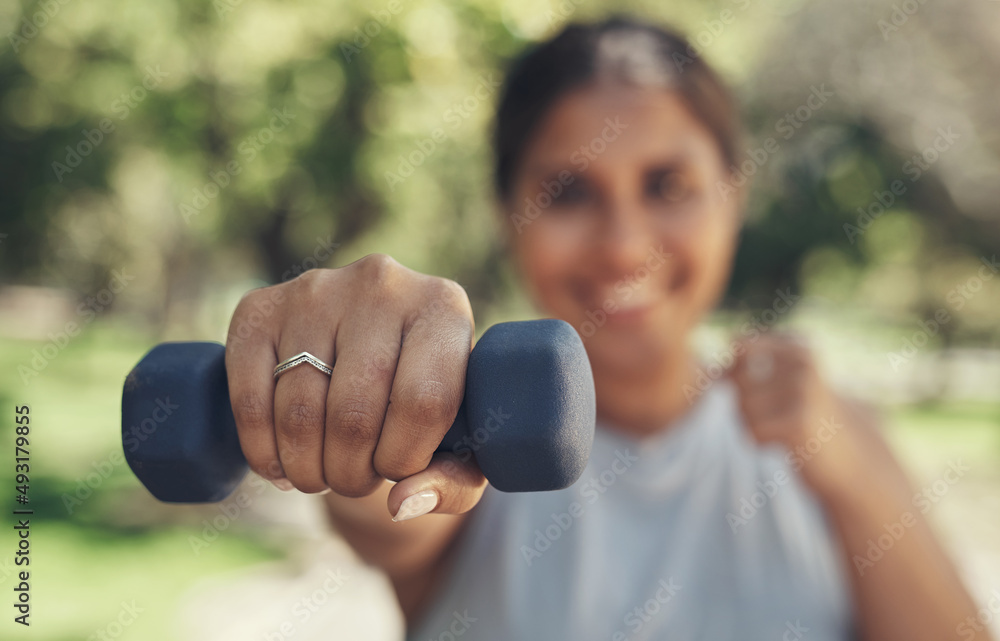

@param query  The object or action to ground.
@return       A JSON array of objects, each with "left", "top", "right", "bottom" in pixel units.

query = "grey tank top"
[{"left": 407, "top": 378, "right": 855, "bottom": 641}]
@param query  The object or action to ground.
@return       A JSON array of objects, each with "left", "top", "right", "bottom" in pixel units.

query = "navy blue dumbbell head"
[
  {"left": 447, "top": 319, "right": 596, "bottom": 492},
  {"left": 122, "top": 319, "right": 595, "bottom": 502},
  {"left": 122, "top": 342, "right": 246, "bottom": 503}
]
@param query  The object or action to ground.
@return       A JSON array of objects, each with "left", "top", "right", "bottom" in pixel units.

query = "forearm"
[
  {"left": 323, "top": 481, "right": 464, "bottom": 571},
  {"left": 322, "top": 482, "right": 467, "bottom": 621},
  {"left": 818, "top": 453, "right": 984, "bottom": 640}
]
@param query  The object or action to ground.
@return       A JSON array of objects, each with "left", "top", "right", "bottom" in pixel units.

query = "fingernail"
[
  {"left": 392, "top": 490, "right": 439, "bottom": 522},
  {"left": 272, "top": 478, "right": 294, "bottom": 491}
]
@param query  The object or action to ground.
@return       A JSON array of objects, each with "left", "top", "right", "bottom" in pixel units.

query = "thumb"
[{"left": 387, "top": 451, "right": 487, "bottom": 522}]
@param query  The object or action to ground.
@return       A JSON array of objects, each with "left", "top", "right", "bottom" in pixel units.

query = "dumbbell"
[{"left": 122, "top": 319, "right": 596, "bottom": 503}]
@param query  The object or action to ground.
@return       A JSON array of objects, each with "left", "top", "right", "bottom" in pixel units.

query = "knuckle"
[
  {"left": 432, "top": 276, "right": 469, "bottom": 303},
  {"left": 235, "top": 286, "right": 264, "bottom": 310},
  {"left": 324, "top": 470, "right": 381, "bottom": 498},
  {"left": 229, "top": 289, "right": 273, "bottom": 342},
  {"left": 239, "top": 284, "right": 280, "bottom": 313},
  {"left": 353, "top": 349, "right": 397, "bottom": 388},
  {"left": 286, "top": 476, "right": 327, "bottom": 494},
  {"left": 290, "top": 267, "right": 333, "bottom": 298},
  {"left": 397, "top": 380, "right": 455, "bottom": 431},
  {"left": 247, "top": 456, "right": 283, "bottom": 481},
  {"left": 329, "top": 399, "right": 382, "bottom": 447},
  {"left": 329, "top": 483, "right": 380, "bottom": 499},
  {"left": 293, "top": 265, "right": 323, "bottom": 286},
  {"left": 373, "top": 448, "right": 427, "bottom": 482},
  {"left": 281, "top": 401, "right": 324, "bottom": 450},
  {"left": 233, "top": 393, "right": 271, "bottom": 429},
  {"left": 427, "top": 277, "right": 472, "bottom": 319},
  {"left": 355, "top": 253, "right": 401, "bottom": 288}
]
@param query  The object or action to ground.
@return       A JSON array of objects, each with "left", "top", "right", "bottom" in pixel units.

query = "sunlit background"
[{"left": 0, "top": 0, "right": 998, "bottom": 638}]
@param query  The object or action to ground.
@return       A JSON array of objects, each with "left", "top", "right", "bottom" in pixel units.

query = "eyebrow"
[{"left": 520, "top": 150, "right": 698, "bottom": 179}]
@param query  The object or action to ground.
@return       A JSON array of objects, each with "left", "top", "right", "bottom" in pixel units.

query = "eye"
[
  {"left": 644, "top": 168, "right": 691, "bottom": 204},
  {"left": 550, "top": 177, "right": 590, "bottom": 207}
]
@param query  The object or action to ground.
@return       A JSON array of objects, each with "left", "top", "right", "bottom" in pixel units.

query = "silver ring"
[{"left": 273, "top": 352, "right": 333, "bottom": 379}]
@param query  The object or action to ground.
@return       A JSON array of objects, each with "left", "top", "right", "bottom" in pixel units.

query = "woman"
[{"left": 224, "top": 17, "right": 983, "bottom": 641}]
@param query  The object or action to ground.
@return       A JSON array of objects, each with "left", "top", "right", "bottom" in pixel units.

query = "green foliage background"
[
  {"left": 1, "top": 0, "right": 995, "bottom": 342},
  {"left": 0, "top": 0, "right": 997, "bottom": 638}
]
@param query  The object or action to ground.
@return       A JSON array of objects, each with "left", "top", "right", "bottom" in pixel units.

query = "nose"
[{"left": 591, "top": 195, "right": 657, "bottom": 279}]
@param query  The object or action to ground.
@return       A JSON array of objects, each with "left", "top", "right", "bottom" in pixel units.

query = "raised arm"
[
  {"left": 729, "top": 334, "right": 985, "bottom": 641},
  {"left": 225, "top": 253, "right": 488, "bottom": 622}
]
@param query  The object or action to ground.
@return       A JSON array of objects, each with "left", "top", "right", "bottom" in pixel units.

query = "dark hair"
[{"left": 493, "top": 16, "right": 743, "bottom": 202}]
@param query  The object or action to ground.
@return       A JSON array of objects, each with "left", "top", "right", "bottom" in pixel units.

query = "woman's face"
[{"left": 507, "top": 82, "right": 743, "bottom": 378}]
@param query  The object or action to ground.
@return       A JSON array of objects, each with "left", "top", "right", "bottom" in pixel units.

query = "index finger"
[{"left": 225, "top": 292, "right": 288, "bottom": 487}]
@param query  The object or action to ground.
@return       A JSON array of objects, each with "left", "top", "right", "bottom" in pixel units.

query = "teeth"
[
  {"left": 614, "top": 301, "right": 648, "bottom": 312},
  {"left": 593, "top": 285, "right": 658, "bottom": 312}
]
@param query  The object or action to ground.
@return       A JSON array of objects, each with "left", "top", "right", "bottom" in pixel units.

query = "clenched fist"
[
  {"left": 728, "top": 334, "right": 877, "bottom": 497},
  {"left": 224, "top": 254, "right": 487, "bottom": 520}
]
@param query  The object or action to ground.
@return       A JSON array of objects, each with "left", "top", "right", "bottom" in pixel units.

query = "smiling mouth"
[
  {"left": 605, "top": 304, "right": 655, "bottom": 326},
  {"left": 581, "top": 284, "right": 662, "bottom": 327}
]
